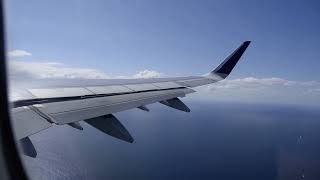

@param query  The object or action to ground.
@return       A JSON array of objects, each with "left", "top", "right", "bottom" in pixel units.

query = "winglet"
[{"left": 208, "top": 41, "right": 251, "bottom": 79}]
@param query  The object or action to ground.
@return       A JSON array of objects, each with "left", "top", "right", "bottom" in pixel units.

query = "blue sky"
[
  {"left": 5, "top": 0, "right": 320, "bottom": 105},
  {"left": 6, "top": 0, "right": 320, "bottom": 79}
]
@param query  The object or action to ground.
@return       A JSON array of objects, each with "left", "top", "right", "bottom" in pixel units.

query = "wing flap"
[
  {"left": 11, "top": 106, "right": 52, "bottom": 140},
  {"left": 86, "top": 85, "right": 133, "bottom": 94},
  {"left": 29, "top": 87, "right": 94, "bottom": 98},
  {"left": 152, "top": 82, "right": 183, "bottom": 89},
  {"left": 125, "top": 83, "right": 159, "bottom": 91},
  {"left": 176, "top": 77, "right": 220, "bottom": 87},
  {"left": 32, "top": 88, "right": 195, "bottom": 125}
]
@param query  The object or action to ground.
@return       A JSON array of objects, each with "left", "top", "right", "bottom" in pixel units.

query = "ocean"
[{"left": 20, "top": 101, "right": 320, "bottom": 180}]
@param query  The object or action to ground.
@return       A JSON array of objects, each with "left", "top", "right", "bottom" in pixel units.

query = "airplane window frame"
[{"left": 0, "top": 1, "right": 29, "bottom": 180}]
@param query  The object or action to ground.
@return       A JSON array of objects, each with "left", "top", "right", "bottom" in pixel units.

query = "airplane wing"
[{"left": 9, "top": 41, "right": 251, "bottom": 157}]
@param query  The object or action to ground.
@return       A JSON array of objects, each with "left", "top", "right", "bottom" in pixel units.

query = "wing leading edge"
[{"left": 10, "top": 41, "right": 251, "bottom": 157}]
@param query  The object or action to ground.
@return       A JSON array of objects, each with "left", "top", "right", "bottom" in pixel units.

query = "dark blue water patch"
[{"left": 21, "top": 102, "right": 320, "bottom": 180}]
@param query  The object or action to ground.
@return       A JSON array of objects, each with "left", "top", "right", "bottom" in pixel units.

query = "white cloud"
[
  {"left": 8, "top": 60, "right": 110, "bottom": 79},
  {"left": 7, "top": 49, "right": 163, "bottom": 80},
  {"left": 207, "top": 77, "right": 315, "bottom": 90},
  {"left": 6, "top": 49, "right": 320, "bottom": 106},
  {"left": 8, "top": 50, "right": 32, "bottom": 57},
  {"left": 190, "top": 77, "right": 320, "bottom": 106},
  {"left": 8, "top": 60, "right": 163, "bottom": 80},
  {"left": 306, "top": 88, "right": 320, "bottom": 96},
  {"left": 132, "top": 70, "right": 163, "bottom": 78}
]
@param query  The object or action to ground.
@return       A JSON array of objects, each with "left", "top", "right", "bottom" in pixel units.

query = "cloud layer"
[
  {"left": 9, "top": 60, "right": 111, "bottom": 79},
  {"left": 9, "top": 60, "right": 163, "bottom": 80},
  {"left": 191, "top": 77, "right": 320, "bottom": 106},
  {"left": 8, "top": 49, "right": 32, "bottom": 57},
  {"left": 7, "top": 49, "right": 163, "bottom": 79},
  {"left": 8, "top": 60, "right": 162, "bottom": 80},
  {"left": 7, "top": 49, "right": 320, "bottom": 106},
  {"left": 132, "top": 70, "right": 162, "bottom": 79}
]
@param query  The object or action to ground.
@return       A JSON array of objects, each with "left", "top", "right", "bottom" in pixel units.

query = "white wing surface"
[{"left": 10, "top": 41, "right": 251, "bottom": 157}]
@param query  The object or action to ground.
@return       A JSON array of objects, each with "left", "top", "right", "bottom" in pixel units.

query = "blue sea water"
[{"left": 20, "top": 101, "right": 320, "bottom": 180}]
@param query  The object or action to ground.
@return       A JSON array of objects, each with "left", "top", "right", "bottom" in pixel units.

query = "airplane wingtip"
[{"left": 209, "top": 41, "right": 251, "bottom": 79}]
